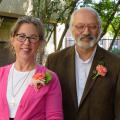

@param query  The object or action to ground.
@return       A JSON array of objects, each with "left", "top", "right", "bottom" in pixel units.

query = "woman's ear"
[{"left": 10, "top": 37, "right": 14, "bottom": 45}]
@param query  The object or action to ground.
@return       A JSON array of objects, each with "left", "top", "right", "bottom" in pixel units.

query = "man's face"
[{"left": 71, "top": 9, "right": 101, "bottom": 50}]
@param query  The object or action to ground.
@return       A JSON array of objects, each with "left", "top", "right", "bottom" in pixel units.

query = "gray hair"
[
  {"left": 69, "top": 7, "right": 102, "bottom": 31},
  {"left": 10, "top": 16, "right": 44, "bottom": 41}
]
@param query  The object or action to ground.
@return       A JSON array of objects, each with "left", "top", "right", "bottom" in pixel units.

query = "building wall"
[{"left": 0, "top": 0, "right": 31, "bottom": 16}]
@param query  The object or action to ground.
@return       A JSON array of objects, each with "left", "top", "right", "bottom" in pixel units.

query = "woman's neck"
[{"left": 14, "top": 60, "right": 36, "bottom": 72}]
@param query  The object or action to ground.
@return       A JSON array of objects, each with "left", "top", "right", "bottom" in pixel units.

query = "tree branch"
[
  {"left": 101, "top": 0, "right": 120, "bottom": 38},
  {"left": 57, "top": 0, "right": 78, "bottom": 50},
  {"left": 108, "top": 23, "right": 120, "bottom": 50}
]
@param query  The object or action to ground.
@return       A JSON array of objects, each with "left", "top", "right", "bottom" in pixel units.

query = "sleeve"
[
  {"left": 45, "top": 72, "right": 63, "bottom": 120},
  {"left": 0, "top": 67, "right": 4, "bottom": 82},
  {"left": 114, "top": 64, "right": 120, "bottom": 120}
]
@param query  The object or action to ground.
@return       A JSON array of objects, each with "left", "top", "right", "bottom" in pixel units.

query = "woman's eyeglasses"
[{"left": 15, "top": 33, "right": 40, "bottom": 43}]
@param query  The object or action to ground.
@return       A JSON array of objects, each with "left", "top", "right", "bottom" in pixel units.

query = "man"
[{"left": 46, "top": 7, "right": 120, "bottom": 120}]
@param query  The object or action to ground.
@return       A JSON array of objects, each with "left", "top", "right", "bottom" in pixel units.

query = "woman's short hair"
[{"left": 10, "top": 16, "right": 44, "bottom": 41}]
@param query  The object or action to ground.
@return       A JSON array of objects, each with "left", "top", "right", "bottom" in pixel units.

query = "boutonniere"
[
  {"left": 93, "top": 64, "right": 107, "bottom": 80},
  {"left": 32, "top": 71, "right": 51, "bottom": 90}
]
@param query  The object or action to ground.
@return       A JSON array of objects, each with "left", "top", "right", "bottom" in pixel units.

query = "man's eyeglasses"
[
  {"left": 15, "top": 34, "right": 40, "bottom": 43},
  {"left": 73, "top": 23, "right": 99, "bottom": 32}
]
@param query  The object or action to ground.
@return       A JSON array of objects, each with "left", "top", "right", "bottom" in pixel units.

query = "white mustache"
[{"left": 79, "top": 35, "right": 95, "bottom": 41}]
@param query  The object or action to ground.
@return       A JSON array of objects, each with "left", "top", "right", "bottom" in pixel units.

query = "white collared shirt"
[{"left": 75, "top": 47, "right": 96, "bottom": 106}]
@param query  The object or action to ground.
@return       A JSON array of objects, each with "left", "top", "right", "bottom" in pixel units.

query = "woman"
[{"left": 0, "top": 16, "right": 63, "bottom": 120}]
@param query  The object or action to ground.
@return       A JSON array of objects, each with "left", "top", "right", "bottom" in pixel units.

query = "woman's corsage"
[
  {"left": 32, "top": 71, "right": 51, "bottom": 90},
  {"left": 93, "top": 64, "right": 107, "bottom": 80}
]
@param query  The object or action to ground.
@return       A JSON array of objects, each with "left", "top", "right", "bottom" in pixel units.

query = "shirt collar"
[{"left": 75, "top": 46, "right": 97, "bottom": 64}]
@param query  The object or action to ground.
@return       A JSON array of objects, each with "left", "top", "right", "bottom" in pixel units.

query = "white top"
[
  {"left": 75, "top": 47, "right": 96, "bottom": 106},
  {"left": 7, "top": 64, "right": 35, "bottom": 118}
]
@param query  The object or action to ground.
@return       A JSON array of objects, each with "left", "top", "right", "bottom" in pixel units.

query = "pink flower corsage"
[
  {"left": 93, "top": 64, "right": 107, "bottom": 79},
  {"left": 32, "top": 71, "right": 51, "bottom": 90}
]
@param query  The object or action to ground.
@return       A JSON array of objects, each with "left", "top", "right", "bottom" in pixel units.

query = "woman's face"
[{"left": 11, "top": 23, "right": 41, "bottom": 61}]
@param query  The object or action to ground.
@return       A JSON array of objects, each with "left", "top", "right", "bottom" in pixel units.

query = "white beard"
[{"left": 74, "top": 33, "right": 101, "bottom": 50}]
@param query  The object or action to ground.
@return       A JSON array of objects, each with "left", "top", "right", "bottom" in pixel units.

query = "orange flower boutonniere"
[
  {"left": 32, "top": 72, "right": 51, "bottom": 90},
  {"left": 93, "top": 64, "right": 107, "bottom": 80}
]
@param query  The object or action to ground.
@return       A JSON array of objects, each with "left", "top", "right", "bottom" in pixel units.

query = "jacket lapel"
[
  {"left": 65, "top": 46, "right": 78, "bottom": 111},
  {"left": 79, "top": 46, "right": 104, "bottom": 107}
]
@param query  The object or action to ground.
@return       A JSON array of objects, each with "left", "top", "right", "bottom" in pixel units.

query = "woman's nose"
[{"left": 23, "top": 38, "right": 31, "bottom": 45}]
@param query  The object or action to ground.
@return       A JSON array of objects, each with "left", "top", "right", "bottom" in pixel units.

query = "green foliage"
[
  {"left": 32, "top": 0, "right": 75, "bottom": 24},
  {"left": 109, "top": 15, "right": 120, "bottom": 36},
  {"left": 91, "top": 0, "right": 119, "bottom": 29}
]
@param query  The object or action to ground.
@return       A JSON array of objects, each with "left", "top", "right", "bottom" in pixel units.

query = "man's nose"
[{"left": 82, "top": 26, "right": 90, "bottom": 35}]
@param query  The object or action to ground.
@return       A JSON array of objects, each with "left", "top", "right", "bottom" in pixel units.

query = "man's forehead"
[
  {"left": 73, "top": 10, "right": 99, "bottom": 24},
  {"left": 75, "top": 9, "right": 97, "bottom": 18}
]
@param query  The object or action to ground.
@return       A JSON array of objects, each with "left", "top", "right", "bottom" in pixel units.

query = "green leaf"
[{"left": 45, "top": 72, "right": 52, "bottom": 84}]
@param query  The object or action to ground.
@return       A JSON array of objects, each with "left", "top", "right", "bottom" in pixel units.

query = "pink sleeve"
[
  {"left": 46, "top": 72, "right": 63, "bottom": 120},
  {"left": 0, "top": 67, "right": 3, "bottom": 80}
]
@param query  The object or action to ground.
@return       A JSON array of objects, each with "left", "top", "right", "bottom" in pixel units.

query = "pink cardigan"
[{"left": 0, "top": 64, "right": 63, "bottom": 120}]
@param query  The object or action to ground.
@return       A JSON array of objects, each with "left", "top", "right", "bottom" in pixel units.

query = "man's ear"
[
  {"left": 100, "top": 29, "right": 102, "bottom": 35},
  {"left": 99, "top": 29, "right": 103, "bottom": 38},
  {"left": 97, "top": 30, "right": 102, "bottom": 42}
]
